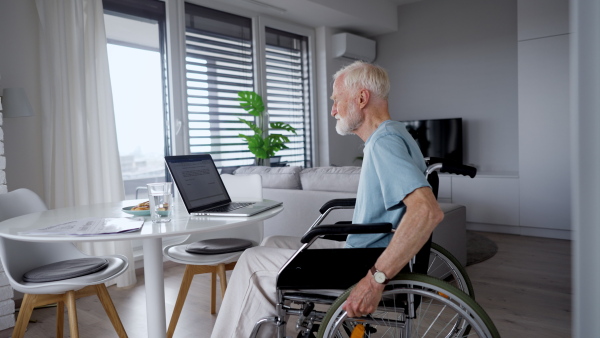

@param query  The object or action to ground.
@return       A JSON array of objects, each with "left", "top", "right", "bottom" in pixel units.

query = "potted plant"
[{"left": 237, "top": 91, "right": 297, "bottom": 166}]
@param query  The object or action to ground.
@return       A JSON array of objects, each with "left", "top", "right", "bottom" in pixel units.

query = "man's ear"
[{"left": 359, "top": 89, "right": 370, "bottom": 109}]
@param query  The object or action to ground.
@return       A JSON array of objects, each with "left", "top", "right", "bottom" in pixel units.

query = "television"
[{"left": 400, "top": 118, "right": 463, "bottom": 164}]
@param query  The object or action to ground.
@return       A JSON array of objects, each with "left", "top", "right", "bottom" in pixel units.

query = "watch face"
[{"left": 374, "top": 271, "right": 387, "bottom": 284}]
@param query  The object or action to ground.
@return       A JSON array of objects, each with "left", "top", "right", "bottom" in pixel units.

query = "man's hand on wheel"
[{"left": 342, "top": 273, "right": 385, "bottom": 318}]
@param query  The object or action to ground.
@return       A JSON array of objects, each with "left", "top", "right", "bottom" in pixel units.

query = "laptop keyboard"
[{"left": 209, "top": 202, "right": 255, "bottom": 212}]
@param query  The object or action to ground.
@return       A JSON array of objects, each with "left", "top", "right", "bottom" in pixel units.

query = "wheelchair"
[{"left": 250, "top": 158, "right": 499, "bottom": 338}]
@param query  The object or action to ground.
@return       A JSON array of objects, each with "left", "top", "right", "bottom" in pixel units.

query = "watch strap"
[{"left": 370, "top": 266, "right": 391, "bottom": 285}]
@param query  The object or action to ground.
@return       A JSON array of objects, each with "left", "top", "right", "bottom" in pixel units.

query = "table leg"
[{"left": 143, "top": 238, "right": 167, "bottom": 338}]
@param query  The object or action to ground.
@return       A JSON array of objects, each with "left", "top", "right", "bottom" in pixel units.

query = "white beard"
[{"left": 335, "top": 103, "right": 364, "bottom": 135}]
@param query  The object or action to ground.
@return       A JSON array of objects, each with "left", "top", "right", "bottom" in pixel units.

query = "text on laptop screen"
[{"left": 167, "top": 157, "right": 230, "bottom": 210}]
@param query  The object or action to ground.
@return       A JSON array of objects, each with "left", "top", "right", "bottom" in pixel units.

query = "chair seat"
[
  {"left": 165, "top": 244, "right": 244, "bottom": 266},
  {"left": 0, "top": 189, "right": 130, "bottom": 338},
  {"left": 185, "top": 238, "right": 253, "bottom": 254},
  {"left": 23, "top": 257, "right": 109, "bottom": 283},
  {"left": 18, "top": 256, "right": 128, "bottom": 294}
]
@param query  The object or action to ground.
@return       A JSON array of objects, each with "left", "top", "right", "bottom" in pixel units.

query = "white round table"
[{"left": 0, "top": 199, "right": 283, "bottom": 338}]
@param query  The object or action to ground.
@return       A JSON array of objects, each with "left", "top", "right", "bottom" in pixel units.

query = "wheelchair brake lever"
[{"left": 296, "top": 302, "right": 315, "bottom": 335}]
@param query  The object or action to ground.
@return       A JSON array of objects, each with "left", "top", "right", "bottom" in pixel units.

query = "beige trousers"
[{"left": 210, "top": 236, "right": 345, "bottom": 338}]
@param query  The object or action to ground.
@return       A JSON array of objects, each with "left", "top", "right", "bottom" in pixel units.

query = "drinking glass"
[{"left": 147, "top": 182, "right": 172, "bottom": 223}]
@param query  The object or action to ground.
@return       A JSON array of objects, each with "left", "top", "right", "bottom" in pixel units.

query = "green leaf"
[
  {"left": 268, "top": 134, "right": 291, "bottom": 144},
  {"left": 239, "top": 118, "right": 262, "bottom": 135},
  {"left": 246, "top": 134, "right": 266, "bottom": 157},
  {"left": 269, "top": 122, "right": 297, "bottom": 134},
  {"left": 236, "top": 91, "right": 296, "bottom": 160},
  {"left": 237, "top": 91, "right": 264, "bottom": 117},
  {"left": 238, "top": 134, "right": 252, "bottom": 142}
]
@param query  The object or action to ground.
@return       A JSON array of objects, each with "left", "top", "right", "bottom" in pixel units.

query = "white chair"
[
  {"left": 163, "top": 174, "right": 264, "bottom": 337},
  {"left": 0, "top": 189, "right": 129, "bottom": 338}
]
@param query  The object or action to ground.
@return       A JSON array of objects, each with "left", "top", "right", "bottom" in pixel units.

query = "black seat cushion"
[
  {"left": 185, "top": 238, "right": 253, "bottom": 255},
  {"left": 23, "top": 257, "right": 109, "bottom": 283}
]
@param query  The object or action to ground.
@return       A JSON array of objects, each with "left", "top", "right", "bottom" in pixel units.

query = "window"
[
  {"left": 104, "top": 1, "right": 315, "bottom": 178},
  {"left": 103, "top": 0, "right": 169, "bottom": 199},
  {"left": 264, "top": 27, "right": 312, "bottom": 167},
  {"left": 184, "top": 4, "right": 254, "bottom": 168},
  {"left": 183, "top": 3, "right": 313, "bottom": 169}
]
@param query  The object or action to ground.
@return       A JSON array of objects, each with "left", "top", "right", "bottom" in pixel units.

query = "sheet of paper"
[{"left": 18, "top": 217, "right": 145, "bottom": 236}]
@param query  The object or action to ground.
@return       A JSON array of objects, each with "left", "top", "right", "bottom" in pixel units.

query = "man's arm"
[{"left": 342, "top": 186, "right": 444, "bottom": 317}]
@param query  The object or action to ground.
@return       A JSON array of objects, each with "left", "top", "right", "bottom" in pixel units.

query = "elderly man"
[{"left": 210, "top": 61, "right": 443, "bottom": 337}]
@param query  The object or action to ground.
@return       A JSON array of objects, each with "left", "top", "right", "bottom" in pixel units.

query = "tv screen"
[{"left": 400, "top": 118, "right": 463, "bottom": 164}]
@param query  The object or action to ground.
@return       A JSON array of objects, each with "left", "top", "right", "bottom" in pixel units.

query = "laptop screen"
[{"left": 165, "top": 155, "right": 231, "bottom": 212}]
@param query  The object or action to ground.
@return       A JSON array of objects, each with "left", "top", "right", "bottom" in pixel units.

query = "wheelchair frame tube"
[{"left": 306, "top": 205, "right": 356, "bottom": 233}]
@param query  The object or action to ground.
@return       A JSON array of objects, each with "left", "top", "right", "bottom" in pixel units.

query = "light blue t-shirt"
[{"left": 345, "top": 120, "right": 430, "bottom": 248}]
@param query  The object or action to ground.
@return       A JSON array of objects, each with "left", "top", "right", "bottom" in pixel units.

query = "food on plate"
[{"left": 131, "top": 201, "right": 150, "bottom": 210}]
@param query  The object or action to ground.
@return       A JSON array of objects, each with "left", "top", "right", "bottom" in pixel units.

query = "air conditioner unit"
[{"left": 332, "top": 33, "right": 376, "bottom": 62}]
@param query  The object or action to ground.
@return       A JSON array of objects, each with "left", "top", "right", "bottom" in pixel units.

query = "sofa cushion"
[
  {"left": 300, "top": 167, "right": 361, "bottom": 193},
  {"left": 234, "top": 166, "right": 302, "bottom": 189}
]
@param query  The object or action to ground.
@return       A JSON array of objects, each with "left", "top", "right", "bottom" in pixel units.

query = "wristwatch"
[{"left": 370, "top": 266, "right": 390, "bottom": 285}]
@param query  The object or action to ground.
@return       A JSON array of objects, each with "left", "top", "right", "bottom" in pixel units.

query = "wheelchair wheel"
[
  {"left": 317, "top": 274, "right": 500, "bottom": 338},
  {"left": 429, "top": 242, "right": 475, "bottom": 298}
]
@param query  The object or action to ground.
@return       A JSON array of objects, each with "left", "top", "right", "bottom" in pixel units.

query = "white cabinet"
[
  {"left": 439, "top": 171, "right": 569, "bottom": 239},
  {"left": 452, "top": 175, "right": 520, "bottom": 227},
  {"left": 518, "top": 35, "right": 570, "bottom": 233},
  {"left": 517, "top": 0, "right": 569, "bottom": 41},
  {"left": 517, "top": 0, "right": 571, "bottom": 238}
]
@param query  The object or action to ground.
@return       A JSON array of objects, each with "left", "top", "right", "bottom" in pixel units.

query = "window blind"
[
  {"left": 265, "top": 27, "right": 312, "bottom": 168},
  {"left": 184, "top": 3, "right": 255, "bottom": 168}
]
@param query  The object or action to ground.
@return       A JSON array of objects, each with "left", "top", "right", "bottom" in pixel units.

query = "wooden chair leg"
[
  {"left": 167, "top": 265, "right": 196, "bottom": 338},
  {"left": 216, "top": 263, "right": 228, "bottom": 298},
  {"left": 12, "top": 294, "right": 36, "bottom": 338},
  {"left": 95, "top": 284, "right": 128, "bottom": 338},
  {"left": 210, "top": 270, "right": 217, "bottom": 314},
  {"left": 65, "top": 291, "right": 79, "bottom": 338},
  {"left": 56, "top": 301, "right": 65, "bottom": 338},
  {"left": 225, "top": 261, "right": 237, "bottom": 271}
]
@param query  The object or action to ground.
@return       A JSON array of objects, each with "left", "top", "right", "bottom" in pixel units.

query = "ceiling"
[{"left": 215, "top": 0, "right": 422, "bottom": 37}]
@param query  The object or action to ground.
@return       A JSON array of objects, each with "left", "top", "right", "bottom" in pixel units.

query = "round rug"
[{"left": 466, "top": 231, "right": 498, "bottom": 266}]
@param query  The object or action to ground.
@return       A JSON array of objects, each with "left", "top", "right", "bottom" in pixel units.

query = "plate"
[{"left": 122, "top": 206, "right": 151, "bottom": 216}]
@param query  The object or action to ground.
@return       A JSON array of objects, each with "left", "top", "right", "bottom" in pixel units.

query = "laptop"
[{"left": 164, "top": 154, "right": 282, "bottom": 216}]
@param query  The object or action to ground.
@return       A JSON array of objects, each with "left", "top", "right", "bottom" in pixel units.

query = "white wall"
[
  {"left": 518, "top": 0, "right": 570, "bottom": 238},
  {"left": 374, "top": 0, "right": 571, "bottom": 239},
  {"left": 0, "top": 0, "right": 45, "bottom": 199},
  {"left": 572, "top": 1, "right": 600, "bottom": 335},
  {"left": 376, "top": 0, "right": 519, "bottom": 175},
  {"left": 0, "top": 2, "right": 40, "bottom": 327}
]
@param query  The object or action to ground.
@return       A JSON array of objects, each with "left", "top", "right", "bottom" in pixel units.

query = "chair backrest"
[
  {"left": 220, "top": 174, "right": 263, "bottom": 202},
  {"left": 185, "top": 174, "right": 264, "bottom": 245},
  {"left": 0, "top": 188, "right": 48, "bottom": 222},
  {"left": 0, "top": 189, "right": 87, "bottom": 291}
]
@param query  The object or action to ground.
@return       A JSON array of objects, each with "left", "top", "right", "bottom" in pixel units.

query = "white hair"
[{"left": 333, "top": 61, "right": 390, "bottom": 100}]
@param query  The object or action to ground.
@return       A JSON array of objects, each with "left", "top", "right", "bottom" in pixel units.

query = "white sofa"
[{"left": 233, "top": 166, "right": 467, "bottom": 265}]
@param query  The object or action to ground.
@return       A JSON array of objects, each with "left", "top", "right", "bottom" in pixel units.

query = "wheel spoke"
[{"left": 317, "top": 275, "right": 499, "bottom": 338}]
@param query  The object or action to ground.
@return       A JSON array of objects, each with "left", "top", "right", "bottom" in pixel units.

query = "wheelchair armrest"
[
  {"left": 318, "top": 198, "right": 356, "bottom": 214},
  {"left": 300, "top": 223, "right": 393, "bottom": 244},
  {"left": 440, "top": 162, "right": 477, "bottom": 178},
  {"left": 427, "top": 157, "right": 477, "bottom": 178}
]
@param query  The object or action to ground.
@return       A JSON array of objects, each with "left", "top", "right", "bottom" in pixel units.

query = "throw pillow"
[
  {"left": 234, "top": 166, "right": 302, "bottom": 189},
  {"left": 300, "top": 167, "right": 361, "bottom": 193}
]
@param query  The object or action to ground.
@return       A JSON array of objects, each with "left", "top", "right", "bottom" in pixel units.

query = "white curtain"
[{"left": 36, "top": 0, "right": 136, "bottom": 287}]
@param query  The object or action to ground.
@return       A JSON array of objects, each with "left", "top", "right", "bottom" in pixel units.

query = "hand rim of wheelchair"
[
  {"left": 316, "top": 273, "right": 500, "bottom": 338},
  {"left": 429, "top": 242, "right": 474, "bottom": 299}
]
